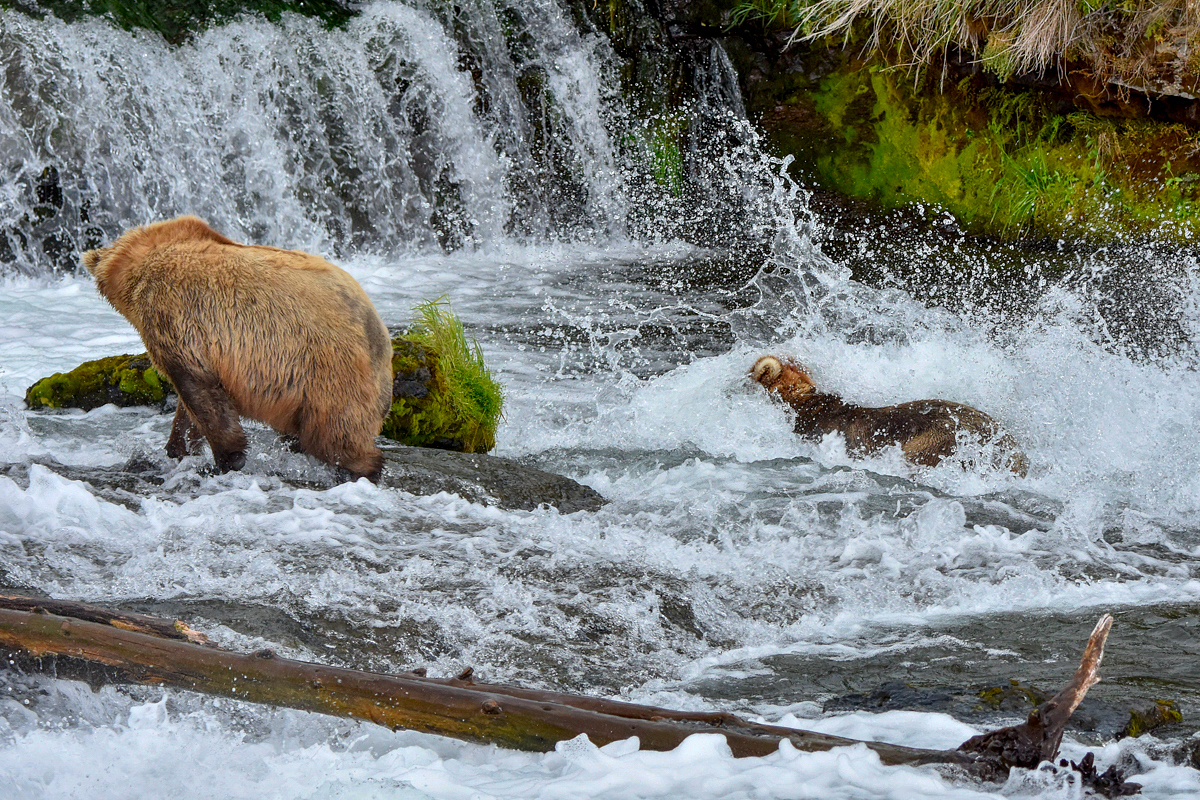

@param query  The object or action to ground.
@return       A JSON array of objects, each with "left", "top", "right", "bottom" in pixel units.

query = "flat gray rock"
[
  {"left": 1, "top": 445, "right": 606, "bottom": 514},
  {"left": 380, "top": 443, "right": 606, "bottom": 513}
]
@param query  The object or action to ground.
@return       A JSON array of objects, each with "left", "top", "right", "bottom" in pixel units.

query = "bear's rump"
[
  {"left": 216, "top": 339, "right": 380, "bottom": 431},
  {"left": 161, "top": 283, "right": 381, "bottom": 430}
]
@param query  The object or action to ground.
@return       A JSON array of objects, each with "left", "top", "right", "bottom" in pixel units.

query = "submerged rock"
[
  {"left": 825, "top": 680, "right": 1182, "bottom": 740},
  {"left": 380, "top": 443, "right": 605, "bottom": 513},
  {"left": 0, "top": 446, "right": 605, "bottom": 514}
]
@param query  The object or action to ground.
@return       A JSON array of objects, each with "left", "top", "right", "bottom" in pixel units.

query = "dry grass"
[{"left": 736, "top": 0, "right": 1200, "bottom": 88}]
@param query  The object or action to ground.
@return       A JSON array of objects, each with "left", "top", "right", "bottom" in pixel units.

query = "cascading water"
[
  {"left": 3, "top": 2, "right": 1200, "bottom": 798},
  {"left": 0, "top": 0, "right": 689, "bottom": 269}
]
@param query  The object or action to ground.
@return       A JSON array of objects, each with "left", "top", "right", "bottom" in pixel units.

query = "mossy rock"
[
  {"left": 975, "top": 680, "right": 1047, "bottom": 712},
  {"left": 383, "top": 301, "right": 503, "bottom": 454},
  {"left": 25, "top": 323, "right": 502, "bottom": 454},
  {"left": 383, "top": 338, "right": 496, "bottom": 453},
  {"left": 25, "top": 353, "right": 168, "bottom": 411},
  {"left": 1122, "top": 699, "right": 1183, "bottom": 739}
]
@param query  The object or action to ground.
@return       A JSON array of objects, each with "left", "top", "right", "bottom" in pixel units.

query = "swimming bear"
[{"left": 751, "top": 355, "right": 1027, "bottom": 476}]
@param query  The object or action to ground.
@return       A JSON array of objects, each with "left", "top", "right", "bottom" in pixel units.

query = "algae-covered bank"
[{"left": 720, "top": 0, "right": 1200, "bottom": 241}]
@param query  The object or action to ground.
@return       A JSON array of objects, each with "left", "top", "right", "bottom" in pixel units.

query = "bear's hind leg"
[
  {"left": 162, "top": 363, "right": 248, "bottom": 473},
  {"left": 295, "top": 413, "right": 383, "bottom": 483},
  {"left": 344, "top": 449, "right": 384, "bottom": 484}
]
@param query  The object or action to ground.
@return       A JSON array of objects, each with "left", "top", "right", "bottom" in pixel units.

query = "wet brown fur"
[
  {"left": 751, "top": 355, "right": 1028, "bottom": 476},
  {"left": 84, "top": 216, "right": 393, "bottom": 482}
]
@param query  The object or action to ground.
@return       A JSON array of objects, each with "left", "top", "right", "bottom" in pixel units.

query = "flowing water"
[{"left": 2, "top": 3, "right": 1200, "bottom": 798}]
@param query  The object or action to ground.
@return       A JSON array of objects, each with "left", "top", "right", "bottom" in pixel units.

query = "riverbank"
[{"left": 704, "top": 1, "right": 1200, "bottom": 242}]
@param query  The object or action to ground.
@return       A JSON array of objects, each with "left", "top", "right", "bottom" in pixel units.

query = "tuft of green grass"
[
  {"left": 647, "top": 115, "right": 686, "bottom": 198},
  {"left": 402, "top": 298, "right": 504, "bottom": 452}
]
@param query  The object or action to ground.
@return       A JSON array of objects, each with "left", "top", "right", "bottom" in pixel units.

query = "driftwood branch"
[
  {"left": 0, "top": 597, "right": 1136, "bottom": 793},
  {"left": 960, "top": 614, "right": 1112, "bottom": 766},
  {"left": 0, "top": 599, "right": 963, "bottom": 765},
  {"left": 0, "top": 594, "right": 213, "bottom": 645}
]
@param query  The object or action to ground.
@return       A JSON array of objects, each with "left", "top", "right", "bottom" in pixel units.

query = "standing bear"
[
  {"left": 84, "top": 215, "right": 393, "bottom": 482},
  {"left": 751, "top": 355, "right": 1028, "bottom": 476}
]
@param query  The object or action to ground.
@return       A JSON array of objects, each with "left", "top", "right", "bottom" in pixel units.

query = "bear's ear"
[
  {"left": 81, "top": 247, "right": 108, "bottom": 275},
  {"left": 752, "top": 355, "right": 817, "bottom": 402},
  {"left": 751, "top": 355, "right": 784, "bottom": 386}
]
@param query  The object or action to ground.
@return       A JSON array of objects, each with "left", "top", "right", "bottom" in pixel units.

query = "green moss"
[
  {"left": 976, "top": 680, "right": 1047, "bottom": 710},
  {"left": 763, "top": 54, "right": 1200, "bottom": 241},
  {"left": 382, "top": 338, "right": 459, "bottom": 450},
  {"left": 25, "top": 353, "right": 168, "bottom": 411},
  {"left": 1123, "top": 700, "right": 1183, "bottom": 738},
  {"left": 976, "top": 685, "right": 1005, "bottom": 707},
  {"left": 381, "top": 299, "right": 504, "bottom": 454}
]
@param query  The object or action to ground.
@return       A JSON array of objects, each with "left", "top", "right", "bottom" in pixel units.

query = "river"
[{"left": 2, "top": 3, "right": 1200, "bottom": 798}]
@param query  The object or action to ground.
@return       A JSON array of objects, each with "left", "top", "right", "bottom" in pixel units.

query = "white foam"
[
  {"left": 0, "top": 700, "right": 1084, "bottom": 800},
  {"left": 6, "top": 696, "right": 1195, "bottom": 800}
]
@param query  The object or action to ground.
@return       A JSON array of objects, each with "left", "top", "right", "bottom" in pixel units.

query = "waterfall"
[{"left": 0, "top": 1, "right": 756, "bottom": 275}]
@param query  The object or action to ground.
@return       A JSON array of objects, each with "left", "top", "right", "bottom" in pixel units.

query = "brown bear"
[
  {"left": 751, "top": 355, "right": 1028, "bottom": 476},
  {"left": 83, "top": 215, "right": 393, "bottom": 482}
]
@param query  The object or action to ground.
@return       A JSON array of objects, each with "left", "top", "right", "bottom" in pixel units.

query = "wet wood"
[
  {"left": 0, "top": 596, "right": 1131, "bottom": 791},
  {"left": 959, "top": 614, "right": 1112, "bottom": 769},
  {"left": 0, "top": 594, "right": 212, "bottom": 645},
  {"left": 0, "top": 598, "right": 970, "bottom": 766}
]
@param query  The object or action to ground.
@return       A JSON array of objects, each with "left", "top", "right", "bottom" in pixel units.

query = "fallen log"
[
  {"left": 0, "top": 594, "right": 213, "bottom": 645},
  {"left": 0, "top": 597, "right": 1136, "bottom": 793}
]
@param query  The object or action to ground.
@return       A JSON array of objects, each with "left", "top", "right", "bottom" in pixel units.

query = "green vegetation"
[
  {"left": 749, "top": 50, "right": 1200, "bottom": 240},
  {"left": 625, "top": 114, "right": 687, "bottom": 198},
  {"left": 382, "top": 299, "right": 504, "bottom": 454},
  {"left": 976, "top": 680, "right": 1046, "bottom": 710},
  {"left": 25, "top": 353, "right": 167, "bottom": 411},
  {"left": 649, "top": 117, "right": 685, "bottom": 198},
  {"left": 2, "top": 0, "right": 356, "bottom": 43},
  {"left": 725, "top": 0, "right": 1200, "bottom": 240},
  {"left": 1123, "top": 700, "right": 1183, "bottom": 738}
]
